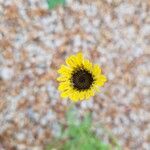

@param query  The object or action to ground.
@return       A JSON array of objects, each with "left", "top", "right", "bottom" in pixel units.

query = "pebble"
[{"left": 0, "top": 67, "right": 14, "bottom": 81}]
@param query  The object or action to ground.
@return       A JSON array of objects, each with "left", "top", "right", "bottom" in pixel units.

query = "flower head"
[{"left": 57, "top": 53, "right": 107, "bottom": 102}]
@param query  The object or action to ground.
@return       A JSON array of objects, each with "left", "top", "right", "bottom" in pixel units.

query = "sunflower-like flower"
[{"left": 57, "top": 53, "right": 107, "bottom": 102}]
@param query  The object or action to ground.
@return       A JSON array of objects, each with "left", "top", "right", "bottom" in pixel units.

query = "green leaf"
[
  {"left": 47, "top": 0, "right": 65, "bottom": 9},
  {"left": 45, "top": 108, "right": 120, "bottom": 150}
]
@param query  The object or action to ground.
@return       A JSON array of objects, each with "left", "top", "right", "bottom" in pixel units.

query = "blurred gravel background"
[{"left": 0, "top": 0, "right": 150, "bottom": 149}]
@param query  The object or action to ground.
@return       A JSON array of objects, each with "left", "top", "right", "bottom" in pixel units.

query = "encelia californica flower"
[{"left": 57, "top": 53, "right": 107, "bottom": 102}]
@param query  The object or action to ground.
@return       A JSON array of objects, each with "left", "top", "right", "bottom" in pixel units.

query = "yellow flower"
[{"left": 57, "top": 52, "right": 107, "bottom": 102}]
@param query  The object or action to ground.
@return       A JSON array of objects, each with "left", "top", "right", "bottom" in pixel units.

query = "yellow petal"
[
  {"left": 92, "top": 84, "right": 100, "bottom": 92},
  {"left": 85, "top": 92, "right": 91, "bottom": 100},
  {"left": 76, "top": 52, "right": 83, "bottom": 60},
  {"left": 58, "top": 65, "right": 72, "bottom": 74},
  {"left": 83, "top": 59, "right": 92, "bottom": 71},
  {"left": 95, "top": 80, "right": 105, "bottom": 86},
  {"left": 70, "top": 91, "right": 79, "bottom": 102},
  {"left": 90, "top": 89, "right": 95, "bottom": 96},
  {"left": 85, "top": 89, "right": 94, "bottom": 99},
  {"left": 66, "top": 55, "right": 78, "bottom": 67},
  {"left": 57, "top": 76, "right": 70, "bottom": 82},
  {"left": 76, "top": 52, "right": 83, "bottom": 66},
  {"left": 61, "top": 90, "right": 70, "bottom": 98},
  {"left": 79, "top": 91, "right": 86, "bottom": 100},
  {"left": 94, "top": 74, "right": 107, "bottom": 86},
  {"left": 92, "top": 64, "right": 101, "bottom": 76},
  {"left": 58, "top": 82, "right": 70, "bottom": 91},
  {"left": 99, "top": 75, "right": 107, "bottom": 82}
]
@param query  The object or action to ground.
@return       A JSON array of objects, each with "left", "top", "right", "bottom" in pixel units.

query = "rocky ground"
[{"left": 0, "top": 0, "right": 150, "bottom": 149}]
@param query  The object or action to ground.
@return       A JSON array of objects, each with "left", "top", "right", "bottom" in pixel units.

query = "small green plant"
[
  {"left": 47, "top": 0, "right": 65, "bottom": 9},
  {"left": 62, "top": 113, "right": 110, "bottom": 150},
  {"left": 46, "top": 109, "right": 113, "bottom": 150}
]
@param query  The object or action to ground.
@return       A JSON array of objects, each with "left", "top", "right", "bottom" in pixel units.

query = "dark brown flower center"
[{"left": 72, "top": 69, "right": 94, "bottom": 90}]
